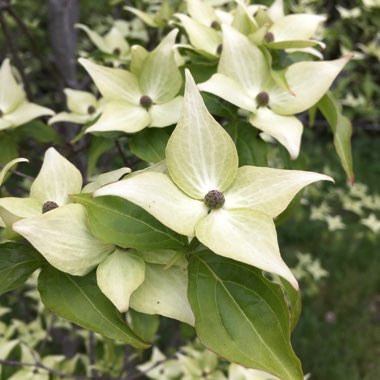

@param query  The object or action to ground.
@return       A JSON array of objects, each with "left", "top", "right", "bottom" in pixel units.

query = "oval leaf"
[
  {"left": 317, "top": 92, "right": 354, "bottom": 183},
  {"left": 0, "top": 243, "right": 44, "bottom": 296},
  {"left": 38, "top": 265, "right": 149, "bottom": 349},
  {"left": 73, "top": 194, "right": 187, "bottom": 250},
  {"left": 188, "top": 250, "right": 303, "bottom": 380},
  {"left": 129, "top": 128, "right": 170, "bottom": 163}
]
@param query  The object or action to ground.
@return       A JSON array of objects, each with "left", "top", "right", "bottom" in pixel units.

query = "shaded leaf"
[
  {"left": 318, "top": 92, "right": 354, "bottom": 183},
  {"left": 0, "top": 134, "right": 18, "bottom": 166},
  {"left": 15, "top": 120, "right": 61, "bottom": 144},
  {"left": 279, "top": 278, "right": 302, "bottom": 332},
  {"left": 87, "top": 136, "right": 114, "bottom": 178},
  {"left": 128, "top": 309, "right": 160, "bottom": 343},
  {"left": 73, "top": 194, "right": 187, "bottom": 250},
  {"left": 225, "top": 122, "right": 268, "bottom": 166},
  {"left": 188, "top": 250, "right": 303, "bottom": 380},
  {"left": 38, "top": 266, "right": 149, "bottom": 348},
  {"left": 129, "top": 128, "right": 170, "bottom": 163},
  {"left": 0, "top": 242, "right": 45, "bottom": 296}
]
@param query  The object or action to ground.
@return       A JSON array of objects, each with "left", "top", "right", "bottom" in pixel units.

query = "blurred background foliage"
[{"left": 0, "top": 0, "right": 379, "bottom": 379}]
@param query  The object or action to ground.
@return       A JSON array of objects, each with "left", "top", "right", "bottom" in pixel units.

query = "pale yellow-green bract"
[
  {"left": 49, "top": 88, "right": 103, "bottom": 125},
  {"left": 199, "top": 25, "right": 350, "bottom": 159},
  {"left": 78, "top": 29, "right": 183, "bottom": 134},
  {"left": 94, "top": 70, "right": 334, "bottom": 289},
  {"left": 1, "top": 148, "right": 113, "bottom": 275},
  {"left": 75, "top": 23, "right": 130, "bottom": 59},
  {"left": 0, "top": 59, "right": 54, "bottom": 130},
  {"left": 96, "top": 249, "right": 145, "bottom": 313},
  {"left": 1, "top": 149, "right": 194, "bottom": 323}
]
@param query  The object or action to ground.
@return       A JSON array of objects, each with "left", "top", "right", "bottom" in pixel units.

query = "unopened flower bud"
[
  {"left": 264, "top": 32, "right": 274, "bottom": 43},
  {"left": 42, "top": 201, "right": 59, "bottom": 214},
  {"left": 256, "top": 91, "right": 269, "bottom": 107},
  {"left": 204, "top": 190, "right": 225, "bottom": 210},
  {"left": 139, "top": 95, "right": 153, "bottom": 110}
]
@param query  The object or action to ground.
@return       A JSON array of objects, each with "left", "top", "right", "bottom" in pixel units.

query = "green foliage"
[
  {"left": 0, "top": 0, "right": 377, "bottom": 378},
  {"left": 73, "top": 193, "right": 187, "bottom": 250},
  {"left": 38, "top": 266, "right": 149, "bottom": 349},
  {"left": 318, "top": 92, "right": 354, "bottom": 183},
  {"left": 0, "top": 242, "right": 44, "bottom": 296},
  {"left": 188, "top": 250, "right": 303, "bottom": 380}
]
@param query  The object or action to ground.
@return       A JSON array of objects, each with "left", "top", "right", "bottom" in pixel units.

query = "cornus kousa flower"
[
  {"left": 199, "top": 25, "right": 351, "bottom": 159},
  {"left": 94, "top": 70, "right": 333, "bottom": 288},
  {"left": 0, "top": 59, "right": 54, "bottom": 130},
  {"left": 0, "top": 151, "right": 191, "bottom": 322},
  {"left": 174, "top": 0, "right": 232, "bottom": 58},
  {"left": 78, "top": 29, "right": 183, "bottom": 134},
  {"left": 48, "top": 88, "right": 103, "bottom": 125},
  {"left": 75, "top": 22, "right": 130, "bottom": 60},
  {"left": 250, "top": 0, "right": 326, "bottom": 54},
  {"left": 0, "top": 148, "right": 126, "bottom": 275}
]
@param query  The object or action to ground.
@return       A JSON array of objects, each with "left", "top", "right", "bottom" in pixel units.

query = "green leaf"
[
  {"left": 87, "top": 136, "right": 114, "bottom": 178},
  {"left": 0, "top": 134, "right": 18, "bottom": 166},
  {"left": 0, "top": 242, "right": 45, "bottom": 296},
  {"left": 279, "top": 278, "right": 302, "bottom": 332},
  {"left": 38, "top": 265, "right": 149, "bottom": 348},
  {"left": 129, "top": 128, "right": 171, "bottom": 163},
  {"left": 318, "top": 92, "right": 354, "bottom": 183},
  {"left": 14, "top": 120, "right": 61, "bottom": 144},
  {"left": 225, "top": 122, "right": 268, "bottom": 167},
  {"left": 73, "top": 194, "right": 187, "bottom": 250},
  {"left": 188, "top": 251, "right": 303, "bottom": 380},
  {"left": 128, "top": 309, "right": 160, "bottom": 343},
  {"left": 201, "top": 92, "right": 237, "bottom": 119}
]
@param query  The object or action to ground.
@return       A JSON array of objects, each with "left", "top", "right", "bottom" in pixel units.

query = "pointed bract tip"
[
  {"left": 290, "top": 276, "right": 299, "bottom": 290},
  {"left": 184, "top": 68, "right": 196, "bottom": 87},
  {"left": 77, "top": 57, "right": 88, "bottom": 67},
  {"left": 0, "top": 58, "right": 11, "bottom": 69},
  {"left": 342, "top": 53, "right": 354, "bottom": 62}
]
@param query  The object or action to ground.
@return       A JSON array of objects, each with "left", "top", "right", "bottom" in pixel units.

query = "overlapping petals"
[
  {"left": 0, "top": 59, "right": 54, "bottom": 129},
  {"left": 79, "top": 30, "right": 183, "bottom": 134},
  {"left": 199, "top": 25, "right": 350, "bottom": 158},
  {"left": 95, "top": 70, "right": 333, "bottom": 288}
]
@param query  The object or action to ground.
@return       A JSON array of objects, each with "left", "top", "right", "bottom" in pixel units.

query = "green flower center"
[
  {"left": 256, "top": 91, "right": 269, "bottom": 107},
  {"left": 140, "top": 95, "right": 153, "bottom": 110},
  {"left": 42, "top": 201, "right": 59, "bottom": 214},
  {"left": 264, "top": 32, "right": 275, "bottom": 43},
  {"left": 113, "top": 48, "right": 121, "bottom": 56},
  {"left": 87, "top": 105, "right": 96, "bottom": 114},
  {"left": 204, "top": 190, "right": 225, "bottom": 209}
]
